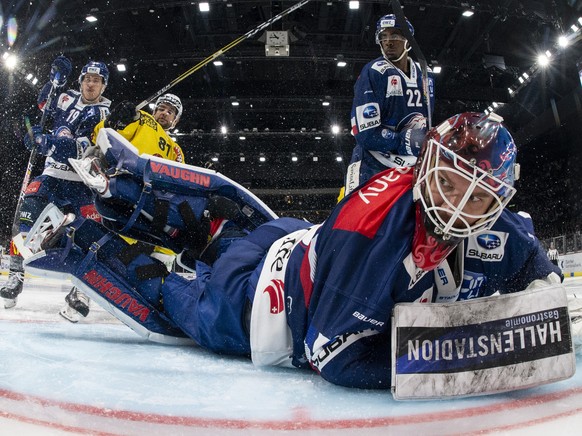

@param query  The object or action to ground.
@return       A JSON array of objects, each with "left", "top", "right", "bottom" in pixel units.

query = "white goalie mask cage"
[{"left": 413, "top": 112, "right": 519, "bottom": 240}]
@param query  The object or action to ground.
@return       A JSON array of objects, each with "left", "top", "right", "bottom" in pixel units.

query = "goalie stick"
[
  {"left": 390, "top": 0, "right": 432, "bottom": 130},
  {"left": 136, "top": 0, "right": 311, "bottom": 111}
]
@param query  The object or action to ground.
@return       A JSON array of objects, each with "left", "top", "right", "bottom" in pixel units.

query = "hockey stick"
[
  {"left": 390, "top": 0, "right": 432, "bottom": 129},
  {"left": 10, "top": 76, "right": 60, "bottom": 240},
  {"left": 136, "top": 0, "right": 311, "bottom": 111}
]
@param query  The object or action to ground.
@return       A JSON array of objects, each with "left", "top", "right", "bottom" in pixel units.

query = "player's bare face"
[
  {"left": 378, "top": 29, "right": 407, "bottom": 61},
  {"left": 428, "top": 162, "right": 495, "bottom": 227},
  {"left": 81, "top": 74, "right": 105, "bottom": 104},
  {"left": 154, "top": 103, "right": 178, "bottom": 130}
]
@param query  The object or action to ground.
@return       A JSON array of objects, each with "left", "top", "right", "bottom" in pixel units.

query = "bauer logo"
[
  {"left": 467, "top": 231, "right": 507, "bottom": 262},
  {"left": 356, "top": 103, "right": 380, "bottom": 131}
]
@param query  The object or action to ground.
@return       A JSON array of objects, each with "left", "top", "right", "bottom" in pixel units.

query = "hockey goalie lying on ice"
[{"left": 22, "top": 112, "right": 579, "bottom": 399}]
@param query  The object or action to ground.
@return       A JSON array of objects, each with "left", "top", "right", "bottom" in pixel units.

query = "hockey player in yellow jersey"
[{"left": 92, "top": 93, "right": 184, "bottom": 163}]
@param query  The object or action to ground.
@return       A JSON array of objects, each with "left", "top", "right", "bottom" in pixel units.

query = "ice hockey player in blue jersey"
[
  {"left": 24, "top": 112, "right": 564, "bottom": 391},
  {"left": 345, "top": 14, "right": 435, "bottom": 195},
  {"left": 1, "top": 57, "right": 111, "bottom": 319}
]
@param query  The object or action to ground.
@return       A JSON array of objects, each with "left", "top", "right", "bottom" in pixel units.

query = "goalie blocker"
[{"left": 391, "top": 283, "right": 575, "bottom": 400}]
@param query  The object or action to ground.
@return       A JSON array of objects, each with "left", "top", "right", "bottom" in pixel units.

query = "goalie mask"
[{"left": 411, "top": 112, "right": 519, "bottom": 270}]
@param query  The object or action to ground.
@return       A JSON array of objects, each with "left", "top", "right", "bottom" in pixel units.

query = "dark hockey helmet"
[
  {"left": 413, "top": 112, "right": 519, "bottom": 241},
  {"left": 375, "top": 14, "right": 414, "bottom": 45},
  {"left": 78, "top": 61, "right": 109, "bottom": 85}
]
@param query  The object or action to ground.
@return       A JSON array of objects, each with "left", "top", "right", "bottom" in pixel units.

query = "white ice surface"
[{"left": 1, "top": 276, "right": 582, "bottom": 435}]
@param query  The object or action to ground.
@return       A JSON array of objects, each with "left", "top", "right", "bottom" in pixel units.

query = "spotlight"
[
  {"left": 4, "top": 53, "right": 17, "bottom": 70},
  {"left": 86, "top": 15, "right": 98, "bottom": 23},
  {"left": 199, "top": 2, "right": 210, "bottom": 12},
  {"left": 537, "top": 53, "right": 550, "bottom": 67}
]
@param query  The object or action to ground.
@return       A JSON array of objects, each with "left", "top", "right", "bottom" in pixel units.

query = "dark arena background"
[{"left": 1, "top": 0, "right": 582, "bottom": 252}]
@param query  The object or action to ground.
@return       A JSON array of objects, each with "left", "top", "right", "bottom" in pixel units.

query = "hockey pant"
[
  {"left": 24, "top": 216, "right": 310, "bottom": 352},
  {"left": 91, "top": 128, "right": 278, "bottom": 255}
]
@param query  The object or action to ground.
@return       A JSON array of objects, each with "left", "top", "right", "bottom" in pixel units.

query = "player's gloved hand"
[
  {"left": 396, "top": 128, "right": 427, "bottom": 157},
  {"left": 50, "top": 56, "right": 72, "bottom": 86},
  {"left": 23, "top": 125, "right": 52, "bottom": 155},
  {"left": 105, "top": 101, "right": 140, "bottom": 130}
]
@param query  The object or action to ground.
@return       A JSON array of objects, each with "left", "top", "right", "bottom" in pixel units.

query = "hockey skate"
[
  {"left": 0, "top": 271, "right": 24, "bottom": 309},
  {"left": 59, "top": 288, "right": 90, "bottom": 323},
  {"left": 68, "top": 156, "right": 111, "bottom": 197}
]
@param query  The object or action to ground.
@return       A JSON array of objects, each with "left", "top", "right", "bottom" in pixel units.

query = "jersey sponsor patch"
[
  {"left": 57, "top": 93, "right": 75, "bottom": 111},
  {"left": 371, "top": 60, "right": 391, "bottom": 75},
  {"left": 387, "top": 75, "right": 403, "bottom": 97},
  {"left": 80, "top": 204, "right": 102, "bottom": 223},
  {"left": 25, "top": 180, "right": 41, "bottom": 195},
  {"left": 309, "top": 329, "right": 378, "bottom": 371},
  {"left": 466, "top": 231, "right": 508, "bottom": 261},
  {"left": 355, "top": 103, "right": 381, "bottom": 132},
  {"left": 459, "top": 271, "right": 487, "bottom": 300}
]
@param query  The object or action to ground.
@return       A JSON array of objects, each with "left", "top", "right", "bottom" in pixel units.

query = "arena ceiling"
[{"left": 1, "top": 0, "right": 582, "bottom": 240}]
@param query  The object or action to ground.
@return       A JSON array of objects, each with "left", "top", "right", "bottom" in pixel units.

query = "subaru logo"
[
  {"left": 362, "top": 105, "right": 378, "bottom": 118},
  {"left": 476, "top": 234, "right": 501, "bottom": 250}
]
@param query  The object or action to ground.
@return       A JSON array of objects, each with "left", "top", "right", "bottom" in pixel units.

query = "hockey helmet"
[
  {"left": 155, "top": 93, "right": 183, "bottom": 119},
  {"left": 78, "top": 61, "right": 109, "bottom": 85},
  {"left": 375, "top": 14, "right": 414, "bottom": 45},
  {"left": 413, "top": 112, "right": 519, "bottom": 241}
]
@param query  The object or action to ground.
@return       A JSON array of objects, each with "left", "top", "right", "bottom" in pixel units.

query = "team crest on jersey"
[
  {"left": 467, "top": 231, "right": 508, "bottom": 262},
  {"left": 387, "top": 75, "right": 403, "bottom": 97}
]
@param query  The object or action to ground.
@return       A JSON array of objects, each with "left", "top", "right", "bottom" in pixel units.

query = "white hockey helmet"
[{"left": 155, "top": 93, "right": 183, "bottom": 119}]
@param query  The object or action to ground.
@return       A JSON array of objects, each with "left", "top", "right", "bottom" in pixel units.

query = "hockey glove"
[
  {"left": 396, "top": 128, "right": 427, "bottom": 157},
  {"left": 24, "top": 125, "right": 76, "bottom": 158},
  {"left": 105, "top": 101, "right": 140, "bottom": 130},
  {"left": 50, "top": 56, "right": 72, "bottom": 86}
]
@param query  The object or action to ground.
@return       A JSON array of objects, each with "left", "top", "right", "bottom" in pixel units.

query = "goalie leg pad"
[
  {"left": 25, "top": 216, "right": 192, "bottom": 344},
  {"left": 96, "top": 128, "right": 278, "bottom": 230}
]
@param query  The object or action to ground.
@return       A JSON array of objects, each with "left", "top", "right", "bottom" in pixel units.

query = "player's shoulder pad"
[
  {"left": 370, "top": 59, "right": 393, "bottom": 75},
  {"left": 493, "top": 209, "right": 537, "bottom": 243},
  {"left": 333, "top": 167, "right": 414, "bottom": 238}
]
